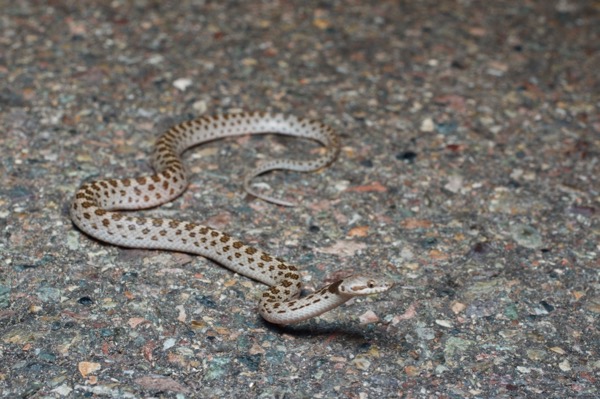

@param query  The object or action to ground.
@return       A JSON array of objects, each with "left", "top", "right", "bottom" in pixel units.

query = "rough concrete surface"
[{"left": 1, "top": 1, "right": 598, "bottom": 398}]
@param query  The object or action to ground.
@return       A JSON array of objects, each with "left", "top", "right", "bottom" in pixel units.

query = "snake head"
[{"left": 333, "top": 275, "right": 394, "bottom": 297}]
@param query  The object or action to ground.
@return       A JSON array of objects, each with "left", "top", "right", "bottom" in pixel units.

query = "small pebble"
[
  {"left": 420, "top": 117, "right": 435, "bottom": 132},
  {"left": 396, "top": 151, "right": 417, "bottom": 162},
  {"left": 173, "top": 78, "right": 193, "bottom": 91},
  {"left": 510, "top": 224, "right": 543, "bottom": 249},
  {"left": 78, "top": 296, "right": 94, "bottom": 306}
]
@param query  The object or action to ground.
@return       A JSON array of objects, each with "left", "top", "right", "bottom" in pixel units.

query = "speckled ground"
[{"left": 1, "top": 1, "right": 599, "bottom": 398}]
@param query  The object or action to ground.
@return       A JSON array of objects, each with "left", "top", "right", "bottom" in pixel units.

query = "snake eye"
[{"left": 368, "top": 280, "right": 375, "bottom": 288}]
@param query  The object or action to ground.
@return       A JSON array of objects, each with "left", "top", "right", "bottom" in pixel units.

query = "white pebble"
[{"left": 173, "top": 78, "right": 193, "bottom": 91}]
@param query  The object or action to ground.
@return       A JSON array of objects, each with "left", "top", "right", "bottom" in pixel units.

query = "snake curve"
[{"left": 70, "top": 112, "right": 393, "bottom": 325}]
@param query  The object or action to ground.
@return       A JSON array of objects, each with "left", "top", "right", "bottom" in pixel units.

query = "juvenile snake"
[{"left": 70, "top": 112, "right": 393, "bottom": 324}]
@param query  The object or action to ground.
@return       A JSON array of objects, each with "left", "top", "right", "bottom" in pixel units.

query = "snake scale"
[{"left": 71, "top": 112, "right": 393, "bottom": 324}]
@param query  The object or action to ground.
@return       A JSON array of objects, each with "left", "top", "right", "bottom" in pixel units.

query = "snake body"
[{"left": 71, "top": 112, "right": 393, "bottom": 324}]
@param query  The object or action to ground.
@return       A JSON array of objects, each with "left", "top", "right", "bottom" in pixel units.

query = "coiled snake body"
[{"left": 71, "top": 112, "right": 393, "bottom": 324}]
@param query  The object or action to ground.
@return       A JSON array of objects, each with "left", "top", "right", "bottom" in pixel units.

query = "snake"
[{"left": 70, "top": 112, "right": 394, "bottom": 325}]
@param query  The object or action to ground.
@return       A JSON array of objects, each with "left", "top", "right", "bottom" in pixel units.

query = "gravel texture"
[{"left": 1, "top": 1, "right": 599, "bottom": 398}]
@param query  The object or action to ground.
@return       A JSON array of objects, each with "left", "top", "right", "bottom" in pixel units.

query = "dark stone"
[
  {"left": 78, "top": 296, "right": 94, "bottom": 306},
  {"left": 195, "top": 295, "right": 217, "bottom": 308},
  {"left": 237, "top": 354, "right": 262, "bottom": 372},
  {"left": 396, "top": 151, "right": 417, "bottom": 162},
  {"left": 540, "top": 301, "right": 554, "bottom": 312}
]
